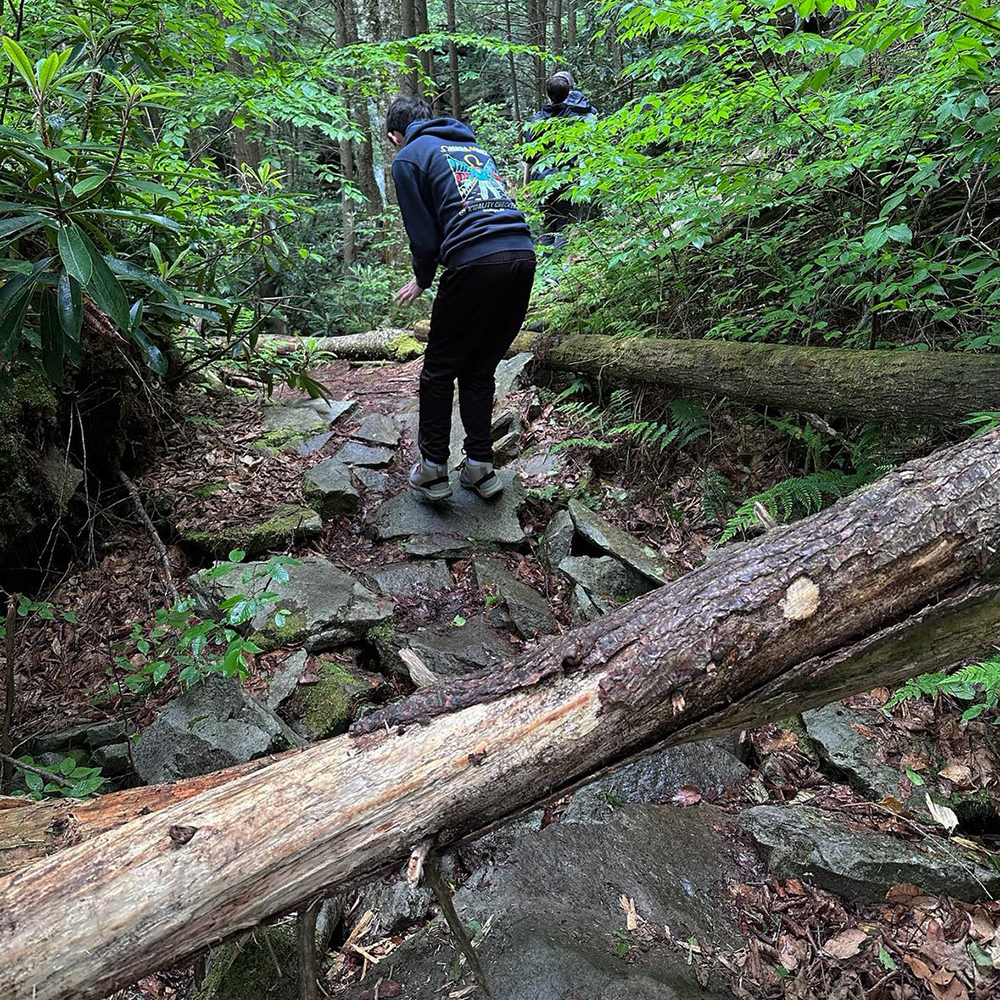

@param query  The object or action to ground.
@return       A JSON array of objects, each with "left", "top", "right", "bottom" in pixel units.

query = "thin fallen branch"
[
  {"left": 0, "top": 750, "right": 73, "bottom": 789},
  {"left": 117, "top": 469, "right": 179, "bottom": 604}
]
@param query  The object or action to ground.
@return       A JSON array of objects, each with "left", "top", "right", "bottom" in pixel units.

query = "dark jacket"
[
  {"left": 526, "top": 90, "right": 597, "bottom": 181},
  {"left": 391, "top": 117, "right": 534, "bottom": 289}
]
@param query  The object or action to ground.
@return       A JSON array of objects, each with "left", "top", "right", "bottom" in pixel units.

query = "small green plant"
[
  {"left": 887, "top": 655, "right": 1000, "bottom": 722},
  {"left": 112, "top": 551, "right": 297, "bottom": 693},
  {"left": 11, "top": 754, "right": 104, "bottom": 801}
]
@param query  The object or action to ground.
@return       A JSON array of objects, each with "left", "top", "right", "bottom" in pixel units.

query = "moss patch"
[
  {"left": 303, "top": 655, "right": 375, "bottom": 738},
  {"left": 388, "top": 334, "right": 424, "bottom": 361},
  {"left": 194, "top": 481, "right": 228, "bottom": 501},
  {"left": 368, "top": 620, "right": 395, "bottom": 646},
  {"left": 196, "top": 924, "right": 298, "bottom": 1000},
  {"left": 251, "top": 608, "right": 309, "bottom": 652}
]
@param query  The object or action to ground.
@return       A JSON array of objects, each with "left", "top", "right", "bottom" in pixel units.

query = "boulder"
[
  {"left": 472, "top": 556, "right": 558, "bottom": 638},
  {"left": 739, "top": 803, "right": 1000, "bottom": 903},
  {"left": 393, "top": 615, "right": 513, "bottom": 680},
  {"left": 369, "top": 471, "right": 525, "bottom": 547},
  {"left": 564, "top": 738, "right": 750, "bottom": 824},
  {"left": 181, "top": 504, "right": 322, "bottom": 559},
  {"left": 28, "top": 719, "right": 127, "bottom": 755},
  {"left": 189, "top": 556, "right": 392, "bottom": 652},
  {"left": 131, "top": 675, "right": 297, "bottom": 784},
  {"left": 351, "top": 412, "right": 400, "bottom": 447},
  {"left": 568, "top": 500, "right": 677, "bottom": 586},
  {"left": 492, "top": 430, "right": 521, "bottom": 466},
  {"left": 537, "top": 509, "right": 575, "bottom": 575},
  {"left": 559, "top": 554, "right": 651, "bottom": 614},
  {"left": 302, "top": 459, "right": 360, "bottom": 518},
  {"left": 569, "top": 583, "right": 601, "bottom": 626},
  {"left": 369, "top": 560, "right": 453, "bottom": 595},
  {"left": 90, "top": 742, "right": 131, "bottom": 779},
  {"left": 402, "top": 534, "right": 473, "bottom": 559},
  {"left": 494, "top": 352, "right": 534, "bottom": 402},
  {"left": 38, "top": 447, "right": 84, "bottom": 509},
  {"left": 516, "top": 444, "right": 569, "bottom": 480},
  {"left": 351, "top": 877, "right": 434, "bottom": 944},
  {"left": 343, "top": 804, "right": 738, "bottom": 1000},
  {"left": 333, "top": 440, "right": 395, "bottom": 468}
]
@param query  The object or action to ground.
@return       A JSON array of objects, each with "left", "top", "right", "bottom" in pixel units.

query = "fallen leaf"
[
  {"left": 904, "top": 955, "right": 934, "bottom": 980},
  {"left": 619, "top": 894, "right": 638, "bottom": 931},
  {"left": 671, "top": 785, "right": 702, "bottom": 806},
  {"left": 824, "top": 928, "right": 868, "bottom": 959},
  {"left": 778, "top": 933, "right": 808, "bottom": 971},
  {"left": 938, "top": 764, "right": 973, "bottom": 785},
  {"left": 925, "top": 794, "right": 959, "bottom": 834}
]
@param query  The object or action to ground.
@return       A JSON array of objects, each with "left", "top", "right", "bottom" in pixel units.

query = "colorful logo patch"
[{"left": 441, "top": 143, "right": 515, "bottom": 214}]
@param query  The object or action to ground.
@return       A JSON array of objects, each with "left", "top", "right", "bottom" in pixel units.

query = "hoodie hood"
[
  {"left": 534, "top": 89, "right": 596, "bottom": 120},
  {"left": 404, "top": 116, "right": 476, "bottom": 145}
]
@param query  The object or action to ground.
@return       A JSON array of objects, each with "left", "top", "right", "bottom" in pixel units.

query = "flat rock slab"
[
  {"left": 368, "top": 560, "right": 453, "bottom": 595},
  {"left": 402, "top": 534, "right": 473, "bottom": 559},
  {"left": 181, "top": 504, "right": 322, "bottom": 559},
  {"left": 260, "top": 398, "right": 355, "bottom": 451},
  {"left": 351, "top": 467, "right": 390, "bottom": 493},
  {"left": 569, "top": 499, "right": 677, "bottom": 586},
  {"left": 472, "top": 555, "right": 558, "bottom": 638},
  {"left": 266, "top": 649, "right": 308, "bottom": 711},
  {"left": 302, "top": 459, "right": 359, "bottom": 518},
  {"left": 333, "top": 441, "right": 395, "bottom": 467},
  {"left": 189, "top": 556, "right": 392, "bottom": 652},
  {"left": 343, "top": 804, "right": 738, "bottom": 1000},
  {"left": 538, "top": 508, "right": 574, "bottom": 574},
  {"left": 132, "top": 675, "right": 294, "bottom": 784},
  {"left": 351, "top": 412, "right": 400, "bottom": 447},
  {"left": 495, "top": 352, "right": 534, "bottom": 402},
  {"left": 369, "top": 471, "right": 525, "bottom": 546},
  {"left": 740, "top": 803, "right": 1000, "bottom": 903}
]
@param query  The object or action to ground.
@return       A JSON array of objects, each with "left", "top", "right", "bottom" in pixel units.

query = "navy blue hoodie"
[
  {"left": 526, "top": 90, "right": 597, "bottom": 182},
  {"left": 391, "top": 118, "right": 534, "bottom": 289}
]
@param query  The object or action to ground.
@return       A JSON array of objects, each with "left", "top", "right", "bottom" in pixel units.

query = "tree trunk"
[
  {"left": 414, "top": 0, "right": 430, "bottom": 97},
  {"left": 566, "top": 0, "right": 576, "bottom": 48},
  {"left": 553, "top": 0, "right": 563, "bottom": 62},
  {"left": 4, "top": 431, "right": 1000, "bottom": 1000},
  {"left": 446, "top": 0, "right": 460, "bottom": 118},
  {"left": 399, "top": 0, "right": 417, "bottom": 95},
  {"left": 257, "top": 328, "right": 425, "bottom": 359},
  {"left": 334, "top": 0, "right": 357, "bottom": 267},
  {"left": 505, "top": 0, "right": 521, "bottom": 121}
]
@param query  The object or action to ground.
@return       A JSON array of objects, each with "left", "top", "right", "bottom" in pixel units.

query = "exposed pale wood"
[
  {"left": 257, "top": 327, "right": 425, "bottom": 360},
  {"left": 3, "top": 431, "right": 1000, "bottom": 1000}
]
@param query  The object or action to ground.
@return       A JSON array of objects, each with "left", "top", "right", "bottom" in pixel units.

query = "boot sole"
[{"left": 410, "top": 483, "right": 453, "bottom": 502}]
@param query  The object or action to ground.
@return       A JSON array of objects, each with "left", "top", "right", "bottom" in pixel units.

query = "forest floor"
[{"left": 9, "top": 351, "right": 1000, "bottom": 1000}]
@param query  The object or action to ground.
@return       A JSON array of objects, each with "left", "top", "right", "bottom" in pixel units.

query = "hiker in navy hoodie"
[
  {"left": 524, "top": 71, "right": 597, "bottom": 248},
  {"left": 386, "top": 95, "right": 536, "bottom": 503}
]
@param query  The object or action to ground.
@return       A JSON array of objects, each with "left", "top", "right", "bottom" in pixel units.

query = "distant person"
[
  {"left": 386, "top": 95, "right": 536, "bottom": 503},
  {"left": 523, "top": 71, "right": 597, "bottom": 248}
]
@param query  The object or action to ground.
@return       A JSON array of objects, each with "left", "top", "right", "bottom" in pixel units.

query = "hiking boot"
[
  {"left": 459, "top": 458, "right": 503, "bottom": 499},
  {"left": 409, "top": 458, "right": 452, "bottom": 502}
]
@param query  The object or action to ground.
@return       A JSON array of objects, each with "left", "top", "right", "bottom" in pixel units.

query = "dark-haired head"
[
  {"left": 386, "top": 95, "right": 433, "bottom": 144},
  {"left": 546, "top": 71, "right": 574, "bottom": 102}
]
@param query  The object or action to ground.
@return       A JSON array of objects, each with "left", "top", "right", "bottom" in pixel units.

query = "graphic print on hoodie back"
[{"left": 391, "top": 117, "right": 533, "bottom": 287}]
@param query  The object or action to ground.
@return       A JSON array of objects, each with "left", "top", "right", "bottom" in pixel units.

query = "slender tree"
[{"left": 446, "top": 0, "right": 460, "bottom": 117}]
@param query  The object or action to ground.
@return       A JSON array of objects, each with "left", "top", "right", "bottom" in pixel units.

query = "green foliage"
[
  {"left": 112, "top": 551, "right": 297, "bottom": 693},
  {"left": 720, "top": 469, "right": 871, "bottom": 543},
  {"left": 11, "top": 755, "right": 104, "bottom": 801},
  {"left": 887, "top": 655, "right": 1000, "bottom": 722}
]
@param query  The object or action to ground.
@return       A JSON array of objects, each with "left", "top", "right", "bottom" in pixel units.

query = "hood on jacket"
[
  {"left": 404, "top": 117, "right": 477, "bottom": 145},
  {"left": 533, "top": 89, "right": 596, "bottom": 121}
]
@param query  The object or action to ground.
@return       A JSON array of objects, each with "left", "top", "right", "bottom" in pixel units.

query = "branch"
[
  {"left": 117, "top": 470, "right": 180, "bottom": 604},
  {"left": 0, "top": 751, "right": 73, "bottom": 789}
]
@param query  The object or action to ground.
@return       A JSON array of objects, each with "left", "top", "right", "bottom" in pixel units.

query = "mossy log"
[
  {"left": 3, "top": 430, "right": 1000, "bottom": 1000},
  {"left": 356, "top": 325, "right": 1000, "bottom": 424},
  {"left": 258, "top": 328, "right": 425, "bottom": 361}
]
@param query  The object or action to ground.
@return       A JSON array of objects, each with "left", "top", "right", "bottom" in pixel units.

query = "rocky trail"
[{"left": 8, "top": 346, "right": 1000, "bottom": 1000}]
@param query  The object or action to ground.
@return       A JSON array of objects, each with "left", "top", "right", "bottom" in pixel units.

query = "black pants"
[{"left": 419, "top": 249, "right": 536, "bottom": 465}]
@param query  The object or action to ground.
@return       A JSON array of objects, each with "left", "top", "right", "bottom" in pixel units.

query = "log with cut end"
[
  {"left": 349, "top": 323, "right": 1000, "bottom": 424},
  {"left": 258, "top": 327, "right": 425, "bottom": 360},
  {"left": 3, "top": 430, "right": 1000, "bottom": 1000}
]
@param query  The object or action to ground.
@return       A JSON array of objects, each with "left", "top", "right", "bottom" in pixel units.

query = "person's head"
[
  {"left": 546, "top": 71, "right": 574, "bottom": 103},
  {"left": 386, "top": 95, "right": 433, "bottom": 148}
]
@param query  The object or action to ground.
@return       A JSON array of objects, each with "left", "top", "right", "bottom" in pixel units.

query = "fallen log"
[
  {"left": 0, "top": 749, "right": 298, "bottom": 877},
  {"left": 258, "top": 327, "right": 425, "bottom": 360},
  {"left": 3, "top": 429, "right": 1000, "bottom": 1000},
  {"left": 383, "top": 323, "right": 1000, "bottom": 424}
]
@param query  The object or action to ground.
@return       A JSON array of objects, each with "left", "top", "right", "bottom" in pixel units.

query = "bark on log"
[
  {"left": 3, "top": 430, "right": 1000, "bottom": 1000},
  {"left": 396, "top": 323, "right": 1000, "bottom": 424}
]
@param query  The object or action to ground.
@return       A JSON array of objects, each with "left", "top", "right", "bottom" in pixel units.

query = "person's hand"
[{"left": 394, "top": 278, "right": 425, "bottom": 306}]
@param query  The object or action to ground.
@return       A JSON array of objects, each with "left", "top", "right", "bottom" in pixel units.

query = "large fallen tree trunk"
[
  {"left": 259, "top": 327, "right": 425, "bottom": 360},
  {"left": 400, "top": 323, "right": 1000, "bottom": 424},
  {"left": 3, "top": 430, "right": 1000, "bottom": 1000}
]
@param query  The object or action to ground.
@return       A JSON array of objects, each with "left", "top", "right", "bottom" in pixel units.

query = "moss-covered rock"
[
  {"left": 181, "top": 504, "right": 323, "bottom": 558},
  {"left": 303, "top": 653, "right": 377, "bottom": 738},
  {"left": 197, "top": 923, "right": 299, "bottom": 1000},
  {"left": 388, "top": 334, "right": 424, "bottom": 360}
]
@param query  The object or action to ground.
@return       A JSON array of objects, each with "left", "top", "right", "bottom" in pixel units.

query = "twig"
[
  {"left": 117, "top": 470, "right": 180, "bottom": 604},
  {"left": 1, "top": 599, "right": 15, "bottom": 791},
  {"left": 0, "top": 750, "right": 73, "bottom": 788},
  {"left": 423, "top": 856, "right": 490, "bottom": 995},
  {"left": 297, "top": 897, "right": 322, "bottom": 1000}
]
